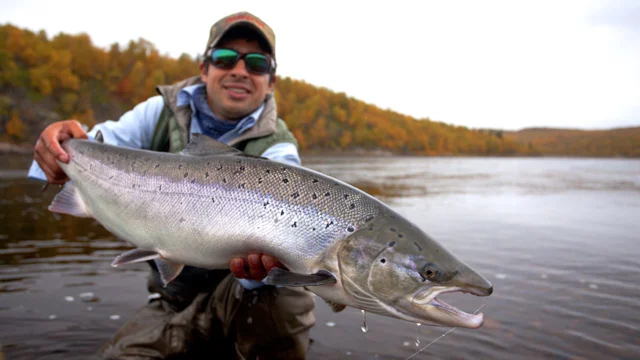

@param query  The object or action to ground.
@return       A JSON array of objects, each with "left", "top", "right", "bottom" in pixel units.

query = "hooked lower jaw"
[{"left": 409, "top": 286, "right": 490, "bottom": 329}]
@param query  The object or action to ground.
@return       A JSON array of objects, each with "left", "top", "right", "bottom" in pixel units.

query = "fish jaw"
[{"left": 406, "top": 285, "right": 492, "bottom": 329}]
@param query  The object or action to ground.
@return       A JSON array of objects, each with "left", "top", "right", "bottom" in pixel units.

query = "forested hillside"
[{"left": 1, "top": 24, "right": 637, "bottom": 157}]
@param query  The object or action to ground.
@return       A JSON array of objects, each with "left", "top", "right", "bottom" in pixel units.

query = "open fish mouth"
[{"left": 410, "top": 286, "right": 488, "bottom": 328}]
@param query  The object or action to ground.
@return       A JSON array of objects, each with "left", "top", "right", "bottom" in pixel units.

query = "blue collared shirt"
[{"left": 27, "top": 83, "right": 301, "bottom": 289}]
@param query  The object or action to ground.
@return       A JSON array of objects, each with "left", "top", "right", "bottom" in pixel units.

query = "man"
[{"left": 28, "top": 11, "right": 316, "bottom": 360}]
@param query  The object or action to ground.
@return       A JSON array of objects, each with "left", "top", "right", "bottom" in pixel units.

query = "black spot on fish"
[
  {"left": 184, "top": 172, "right": 188, "bottom": 178},
  {"left": 265, "top": 169, "right": 271, "bottom": 174},
  {"left": 312, "top": 179, "right": 319, "bottom": 183},
  {"left": 211, "top": 197, "right": 215, "bottom": 203},
  {"left": 155, "top": 164, "right": 160, "bottom": 169},
  {"left": 240, "top": 166, "right": 245, "bottom": 171},
  {"left": 178, "top": 164, "right": 183, "bottom": 169},
  {"left": 239, "top": 183, "right": 246, "bottom": 189},
  {"left": 205, "top": 172, "right": 209, "bottom": 178},
  {"left": 324, "top": 192, "right": 330, "bottom": 197},
  {"left": 281, "top": 210, "right": 285, "bottom": 216},
  {"left": 390, "top": 228, "right": 396, "bottom": 232},
  {"left": 312, "top": 227, "right": 316, "bottom": 231},
  {"left": 223, "top": 178, "right": 227, "bottom": 183},
  {"left": 109, "top": 176, "right": 113, "bottom": 180},
  {"left": 325, "top": 220, "right": 334, "bottom": 229},
  {"left": 388, "top": 241, "right": 396, "bottom": 247},
  {"left": 258, "top": 178, "right": 263, "bottom": 184},
  {"left": 291, "top": 192, "right": 299, "bottom": 199},
  {"left": 191, "top": 179, "right": 196, "bottom": 184},
  {"left": 312, "top": 193, "right": 318, "bottom": 200},
  {"left": 414, "top": 242, "right": 423, "bottom": 252},
  {"left": 344, "top": 194, "right": 349, "bottom": 199},
  {"left": 380, "top": 258, "right": 386, "bottom": 264},
  {"left": 398, "top": 234, "right": 404, "bottom": 238},
  {"left": 292, "top": 221, "right": 297, "bottom": 228},
  {"left": 350, "top": 203, "right": 356, "bottom": 210},
  {"left": 347, "top": 226, "right": 354, "bottom": 233},
  {"left": 132, "top": 184, "right": 136, "bottom": 188},
  {"left": 206, "top": 162, "right": 211, "bottom": 166},
  {"left": 283, "top": 178, "right": 289, "bottom": 184},
  {"left": 365, "top": 215, "right": 374, "bottom": 222},
  {"left": 179, "top": 217, "right": 185, "bottom": 223},
  {"left": 263, "top": 201, "right": 269, "bottom": 208},
  {"left": 217, "top": 165, "right": 223, "bottom": 171},
  {"left": 159, "top": 185, "right": 162, "bottom": 191}
]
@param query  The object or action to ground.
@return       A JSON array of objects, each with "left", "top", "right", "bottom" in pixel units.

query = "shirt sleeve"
[
  {"left": 26, "top": 95, "right": 165, "bottom": 181},
  {"left": 260, "top": 142, "right": 302, "bottom": 166}
]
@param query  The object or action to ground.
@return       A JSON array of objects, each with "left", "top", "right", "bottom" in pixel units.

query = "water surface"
[{"left": 1, "top": 155, "right": 639, "bottom": 359}]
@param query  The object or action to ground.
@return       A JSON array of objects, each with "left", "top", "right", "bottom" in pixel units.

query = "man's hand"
[
  {"left": 230, "top": 253, "right": 283, "bottom": 281},
  {"left": 34, "top": 120, "right": 88, "bottom": 184}
]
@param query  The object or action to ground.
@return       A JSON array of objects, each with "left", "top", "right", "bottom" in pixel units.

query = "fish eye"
[{"left": 420, "top": 265, "right": 437, "bottom": 281}]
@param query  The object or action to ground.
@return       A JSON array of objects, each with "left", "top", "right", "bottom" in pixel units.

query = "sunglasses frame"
[{"left": 207, "top": 48, "right": 276, "bottom": 75}]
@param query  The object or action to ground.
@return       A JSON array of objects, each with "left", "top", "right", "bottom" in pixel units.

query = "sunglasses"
[{"left": 208, "top": 48, "right": 275, "bottom": 75}]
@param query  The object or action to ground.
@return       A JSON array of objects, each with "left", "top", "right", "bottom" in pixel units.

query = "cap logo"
[{"left": 225, "top": 14, "right": 266, "bottom": 29}]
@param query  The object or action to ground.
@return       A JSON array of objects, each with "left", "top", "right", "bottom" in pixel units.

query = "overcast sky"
[{"left": 2, "top": 0, "right": 639, "bottom": 130}]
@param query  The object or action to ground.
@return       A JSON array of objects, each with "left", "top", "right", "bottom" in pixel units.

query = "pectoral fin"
[
  {"left": 111, "top": 249, "right": 160, "bottom": 267},
  {"left": 154, "top": 258, "right": 185, "bottom": 287},
  {"left": 263, "top": 268, "right": 336, "bottom": 287}
]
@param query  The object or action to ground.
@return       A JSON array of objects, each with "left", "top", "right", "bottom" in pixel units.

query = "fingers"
[
  {"left": 229, "top": 254, "right": 284, "bottom": 281},
  {"left": 34, "top": 144, "right": 68, "bottom": 184},
  {"left": 230, "top": 258, "right": 248, "bottom": 279},
  {"left": 40, "top": 120, "right": 88, "bottom": 164},
  {"left": 247, "top": 253, "right": 266, "bottom": 280},
  {"left": 261, "top": 254, "right": 283, "bottom": 272}
]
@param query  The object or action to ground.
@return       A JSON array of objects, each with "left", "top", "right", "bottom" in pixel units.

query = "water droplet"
[
  {"left": 325, "top": 321, "right": 336, "bottom": 327},
  {"left": 110, "top": 314, "right": 121, "bottom": 320},
  {"left": 495, "top": 273, "right": 507, "bottom": 280},
  {"left": 361, "top": 310, "right": 368, "bottom": 333},
  {"left": 416, "top": 322, "right": 422, "bottom": 327},
  {"left": 247, "top": 317, "right": 253, "bottom": 324},
  {"left": 64, "top": 296, "right": 75, "bottom": 302},
  {"left": 415, "top": 337, "right": 420, "bottom": 347},
  {"left": 589, "top": 284, "right": 598, "bottom": 289},
  {"left": 403, "top": 341, "right": 410, "bottom": 347},
  {"left": 48, "top": 314, "right": 57, "bottom": 320}
]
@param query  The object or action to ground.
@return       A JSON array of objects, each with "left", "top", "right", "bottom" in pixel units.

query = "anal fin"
[
  {"left": 264, "top": 268, "right": 336, "bottom": 287},
  {"left": 111, "top": 249, "right": 160, "bottom": 267},
  {"left": 48, "top": 182, "right": 91, "bottom": 218},
  {"left": 154, "top": 258, "right": 185, "bottom": 287}
]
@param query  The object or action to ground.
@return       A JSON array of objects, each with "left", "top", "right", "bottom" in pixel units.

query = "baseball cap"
[{"left": 204, "top": 11, "right": 276, "bottom": 59}]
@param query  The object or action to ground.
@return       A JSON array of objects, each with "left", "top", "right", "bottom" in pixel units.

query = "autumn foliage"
[{"left": 0, "top": 24, "right": 637, "bottom": 157}]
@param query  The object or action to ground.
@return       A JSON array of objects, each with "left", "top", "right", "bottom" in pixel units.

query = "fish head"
[{"left": 338, "top": 213, "right": 493, "bottom": 328}]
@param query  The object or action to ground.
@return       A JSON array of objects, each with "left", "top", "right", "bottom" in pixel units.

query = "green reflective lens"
[{"left": 210, "top": 48, "right": 272, "bottom": 75}]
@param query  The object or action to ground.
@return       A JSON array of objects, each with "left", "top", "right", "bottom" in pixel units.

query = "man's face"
[{"left": 200, "top": 38, "right": 275, "bottom": 120}]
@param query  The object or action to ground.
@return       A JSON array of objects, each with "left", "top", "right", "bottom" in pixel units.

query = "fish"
[{"left": 47, "top": 133, "right": 493, "bottom": 329}]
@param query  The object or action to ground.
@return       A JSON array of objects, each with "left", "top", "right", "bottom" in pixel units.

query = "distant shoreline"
[{"left": 0, "top": 142, "right": 32, "bottom": 155}]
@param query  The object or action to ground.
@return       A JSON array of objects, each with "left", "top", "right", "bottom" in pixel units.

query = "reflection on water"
[{"left": 2, "top": 155, "right": 640, "bottom": 359}]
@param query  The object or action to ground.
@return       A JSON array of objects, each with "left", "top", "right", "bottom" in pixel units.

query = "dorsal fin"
[
  {"left": 181, "top": 133, "right": 266, "bottom": 159},
  {"left": 94, "top": 130, "right": 105, "bottom": 144}
]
